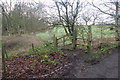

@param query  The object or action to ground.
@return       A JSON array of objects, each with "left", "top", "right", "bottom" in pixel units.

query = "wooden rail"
[{"left": 53, "top": 28, "right": 78, "bottom": 49}]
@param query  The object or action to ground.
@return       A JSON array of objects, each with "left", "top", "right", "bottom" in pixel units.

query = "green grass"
[
  {"left": 29, "top": 41, "right": 56, "bottom": 54},
  {"left": 36, "top": 25, "right": 115, "bottom": 41},
  {"left": 23, "top": 41, "right": 64, "bottom": 57},
  {"left": 8, "top": 53, "right": 18, "bottom": 58},
  {"left": 91, "top": 25, "right": 115, "bottom": 38},
  {"left": 36, "top": 27, "right": 66, "bottom": 41},
  {"left": 5, "top": 25, "right": 116, "bottom": 59},
  {"left": 88, "top": 43, "right": 118, "bottom": 60},
  {"left": 7, "top": 41, "right": 65, "bottom": 59},
  {"left": 86, "top": 43, "right": 118, "bottom": 62}
]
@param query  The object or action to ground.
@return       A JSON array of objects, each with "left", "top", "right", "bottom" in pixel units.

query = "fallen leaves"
[{"left": 3, "top": 52, "right": 68, "bottom": 78}]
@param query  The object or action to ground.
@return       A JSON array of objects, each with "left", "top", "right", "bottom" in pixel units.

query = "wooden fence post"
[
  {"left": 63, "top": 37, "right": 65, "bottom": 47},
  {"left": 2, "top": 41, "right": 8, "bottom": 58},
  {"left": 2, "top": 41, "right": 7, "bottom": 72},
  {"left": 32, "top": 43, "right": 35, "bottom": 52},
  {"left": 73, "top": 28, "right": 77, "bottom": 50},
  {"left": 87, "top": 25, "right": 92, "bottom": 53},
  {"left": 53, "top": 35, "right": 58, "bottom": 49}
]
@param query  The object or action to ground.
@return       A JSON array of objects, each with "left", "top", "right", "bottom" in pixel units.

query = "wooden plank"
[
  {"left": 76, "top": 38, "right": 82, "bottom": 39},
  {"left": 57, "top": 33, "right": 71, "bottom": 40},
  {"left": 65, "top": 43, "right": 72, "bottom": 46}
]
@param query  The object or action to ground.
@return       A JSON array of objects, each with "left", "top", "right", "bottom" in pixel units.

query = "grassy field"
[
  {"left": 91, "top": 25, "right": 115, "bottom": 38},
  {"left": 36, "top": 27, "right": 66, "bottom": 41},
  {"left": 36, "top": 25, "right": 115, "bottom": 41},
  {"left": 3, "top": 25, "right": 115, "bottom": 56}
]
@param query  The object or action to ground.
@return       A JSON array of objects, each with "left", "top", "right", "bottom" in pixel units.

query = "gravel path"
[{"left": 62, "top": 47, "right": 119, "bottom": 78}]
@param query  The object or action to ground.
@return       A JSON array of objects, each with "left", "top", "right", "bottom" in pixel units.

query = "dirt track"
[{"left": 61, "top": 47, "right": 119, "bottom": 78}]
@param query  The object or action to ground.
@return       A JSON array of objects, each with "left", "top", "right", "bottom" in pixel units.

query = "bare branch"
[{"left": 91, "top": 1, "right": 114, "bottom": 16}]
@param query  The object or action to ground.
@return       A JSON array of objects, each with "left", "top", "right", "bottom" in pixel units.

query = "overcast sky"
[
  {"left": 0, "top": 0, "right": 119, "bottom": 24},
  {"left": 0, "top": 0, "right": 111, "bottom": 5}
]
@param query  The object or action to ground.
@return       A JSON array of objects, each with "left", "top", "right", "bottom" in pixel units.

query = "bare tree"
[
  {"left": 0, "top": 0, "right": 47, "bottom": 35},
  {"left": 91, "top": 0, "right": 120, "bottom": 42},
  {"left": 81, "top": 11, "right": 92, "bottom": 25},
  {"left": 0, "top": 0, "right": 13, "bottom": 35},
  {"left": 54, "top": 0, "right": 87, "bottom": 35}
]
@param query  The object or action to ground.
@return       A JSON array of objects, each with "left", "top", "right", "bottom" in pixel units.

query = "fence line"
[{"left": 53, "top": 28, "right": 79, "bottom": 49}]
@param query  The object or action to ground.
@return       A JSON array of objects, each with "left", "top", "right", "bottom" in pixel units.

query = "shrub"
[
  {"left": 8, "top": 53, "right": 18, "bottom": 58},
  {"left": 29, "top": 41, "right": 63, "bottom": 55}
]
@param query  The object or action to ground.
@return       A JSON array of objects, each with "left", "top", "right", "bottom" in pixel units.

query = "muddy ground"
[{"left": 60, "top": 47, "right": 119, "bottom": 78}]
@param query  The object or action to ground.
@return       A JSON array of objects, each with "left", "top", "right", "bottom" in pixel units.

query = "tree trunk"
[{"left": 115, "top": 2, "right": 120, "bottom": 46}]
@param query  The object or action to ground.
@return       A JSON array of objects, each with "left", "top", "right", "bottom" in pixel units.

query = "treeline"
[{"left": 1, "top": 2, "right": 48, "bottom": 35}]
